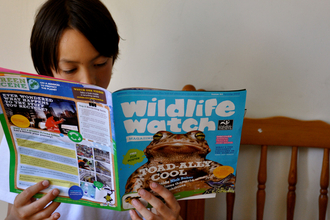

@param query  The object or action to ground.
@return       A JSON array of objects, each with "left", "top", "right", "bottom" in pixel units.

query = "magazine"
[{"left": 0, "top": 67, "right": 246, "bottom": 211}]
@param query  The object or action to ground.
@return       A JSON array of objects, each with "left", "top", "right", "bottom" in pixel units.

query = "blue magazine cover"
[{"left": 112, "top": 89, "right": 246, "bottom": 210}]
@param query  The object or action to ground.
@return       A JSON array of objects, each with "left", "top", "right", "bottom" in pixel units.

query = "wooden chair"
[{"left": 223, "top": 116, "right": 330, "bottom": 220}]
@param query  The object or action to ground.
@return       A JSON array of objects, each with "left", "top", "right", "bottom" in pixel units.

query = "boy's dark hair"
[{"left": 30, "top": 0, "right": 119, "bottom": 76}]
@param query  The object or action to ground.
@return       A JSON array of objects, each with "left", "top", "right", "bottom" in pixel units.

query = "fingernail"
[
  {"left": 52, "top": 189, "right": 60, "bottom": 196},
  {"left": 53, "top": 213, "right": 60, "bottom": 219},
  {"left": 42, "top": 180, "right": 49, "bottom": 187},
  {"left": 138, "top": 189, "right": 146, "bottom": 196},
  {"left": 131, "top": 199, "right": 139, "bottom": 206},
  {"left": 150, "top": 182, "right": 158, "bottom": 188}
]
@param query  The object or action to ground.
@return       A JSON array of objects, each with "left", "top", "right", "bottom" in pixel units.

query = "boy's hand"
[
  {"left": 6, "top": 180, "right": 61, "bottom": 220},
  {"left": 129, "top": 182, "right": 183, "bottom": 220}
]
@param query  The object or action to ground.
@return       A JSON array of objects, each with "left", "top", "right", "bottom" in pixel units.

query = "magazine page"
[
  {"left": 112, "top": 89, "right": 246, "bottom": 210},
  {"left": 0, "top": 69, "right": 121, "bottom": 210}
]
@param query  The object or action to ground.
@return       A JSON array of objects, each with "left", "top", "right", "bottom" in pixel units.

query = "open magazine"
[{"left": 0, "top": 67, "right": 246, "bottom": 211}]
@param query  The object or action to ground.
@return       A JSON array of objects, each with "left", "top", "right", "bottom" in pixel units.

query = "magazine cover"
[
  {"left": 112, "top": 89, "right": 246, "bottom": 210},
  {"left": 0, "top": 67, "right": 246, "bottom": 210}
]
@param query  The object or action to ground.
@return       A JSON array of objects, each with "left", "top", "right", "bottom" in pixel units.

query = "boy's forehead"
[{"left": 58, "top": 29, "right": 100, "bottom": 62}]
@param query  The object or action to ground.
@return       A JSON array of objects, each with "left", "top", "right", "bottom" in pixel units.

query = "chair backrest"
[{"left": 224, "top": 116, "right": 330, "bottom": 220}]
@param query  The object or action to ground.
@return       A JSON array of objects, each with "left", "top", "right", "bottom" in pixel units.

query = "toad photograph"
[{"left": 125, "top": 130, "right": 236, "bottom": 196}]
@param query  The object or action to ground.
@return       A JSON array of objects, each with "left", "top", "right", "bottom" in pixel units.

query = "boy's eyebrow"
[{"left": 59, "top": 54, "right": 103, "bottom": 63}]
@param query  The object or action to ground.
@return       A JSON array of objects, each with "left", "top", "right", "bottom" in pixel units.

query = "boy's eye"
[
  {"left": 94, "top": 59, "right": 109, "bottom": 67},
  {"left": 62, "top": 69, "right": 77, "bottom": 74}
]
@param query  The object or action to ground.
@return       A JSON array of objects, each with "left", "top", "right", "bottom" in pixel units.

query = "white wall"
[{"left": 1, "top": 0, "right": 330, "bottom": 219}]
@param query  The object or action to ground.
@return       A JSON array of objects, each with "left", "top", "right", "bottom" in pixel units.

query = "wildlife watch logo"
[{"left": 218, "top": 120, "right": 233, "bottom": 130}]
